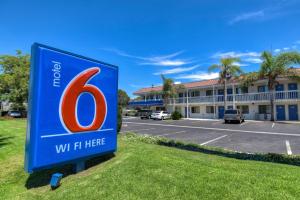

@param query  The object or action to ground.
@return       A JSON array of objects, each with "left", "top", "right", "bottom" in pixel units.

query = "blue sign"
[
  {"left": 128, "top": 100, "right": 163, "bottom": 106},
  {"left": 25, "top": 43, "right": 118, "bottom": 173}
]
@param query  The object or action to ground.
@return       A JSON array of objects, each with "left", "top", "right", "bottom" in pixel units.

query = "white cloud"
[
  {"left": 212, "top": 51, "right": 260, "bottom": 59},
  {"left": 176, "top": 72, "right": 219, "bottom": 81},
  {"left": 212, "top": 51, "right": 262, "bottom": 65},
  {"left": 229, "top": 1, "right": 300, "bottom": 25},
  {"left": 140, "top": 60, "right": 188, "bottom": 66},
  {"left": 274, "top": 49, "right": 281, "bottom": 53},
  {"left": 174, "top": 81, "right": 181, "bottom": 84},
  {"left": 232, "top": 62, "right": 249, "bottom": 66},
  {"left": 283, "top": 47, "right": 290, "bottom": 51},
  {"left": 229, "top": 10, "right": 265, "bottom": 25},
  {"left": 101, "top": 48, "right": 190, "bottom": 66},
  {"left": 153, "top": 65, "right": 199, "bottom": 75},
  {"left": 243, "top": 58, "right": 262, "bottom": 64}
]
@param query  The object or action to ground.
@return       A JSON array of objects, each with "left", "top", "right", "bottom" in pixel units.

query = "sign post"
[{"left": 25, "top": 43, "right": 118, "bottom": 173}]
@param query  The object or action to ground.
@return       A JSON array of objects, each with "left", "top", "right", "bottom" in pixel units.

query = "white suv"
[{"left": 151, "top": 111, "right": 171, "bottom": 120}]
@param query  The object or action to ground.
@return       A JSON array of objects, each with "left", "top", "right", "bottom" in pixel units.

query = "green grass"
[{"left": 1, "top": 119, "right": 300, "bottom": 199}]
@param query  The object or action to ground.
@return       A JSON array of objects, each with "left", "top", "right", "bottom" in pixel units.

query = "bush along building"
[{"left": 129, "top": 69, "right": 300, "bottom": 121}]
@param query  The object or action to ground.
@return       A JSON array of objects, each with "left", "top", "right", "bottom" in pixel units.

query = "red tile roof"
[
  {"left": 133, "top": 68, "right": 300, "bottom": 95},
  {"left": 134, "top": 79, "right": 220, "bottom": 94}
]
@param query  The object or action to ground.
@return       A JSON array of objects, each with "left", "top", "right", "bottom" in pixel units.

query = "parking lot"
[{"left": 121, "top": 117, "right": 300, "bottom": 155}]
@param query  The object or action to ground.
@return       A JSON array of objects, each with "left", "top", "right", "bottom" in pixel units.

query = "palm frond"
[
  {"left": 240, "top": 72, "right": 259, "bottom": 88},
  {"left": 228, "top": 65, "right": 243, "bottom": 76},
  {"left": 275, "top": 51, "right": 300, "bottom": 69},
  {"left": 221, "top": 57, "right": 240, "bottom": 66},
  {"left": 208, "top": 64, "right": 220, "bottom": 72}
]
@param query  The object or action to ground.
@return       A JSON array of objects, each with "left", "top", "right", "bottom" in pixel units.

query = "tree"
[
  {"left": 208, "top": 57, "right": 243, "bottom": 109},
  {"left": 117, "top": 89, "right": 129, "bottom": 133},
  {"left": 161, "top": 75, "right": 185, "bottom": 111},
  {"left": 0, "top": 50, "right": 30, "bottom": 110},
  {"left": 242, "top": 51, "right": 300, "bottom": 121},
  {"left": 118, "top": 89, "right": 130, "bottom": 107}
]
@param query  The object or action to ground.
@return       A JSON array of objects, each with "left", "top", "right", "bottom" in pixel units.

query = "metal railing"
[
  {"left": 167, "top": 90, "right": 300, "bottom": 104},
  {"left": 129, "top": 90, "right": 300, "bottom": 105},
  {"left": 129, "top": 99, "right": 163, "bottom": 102}
]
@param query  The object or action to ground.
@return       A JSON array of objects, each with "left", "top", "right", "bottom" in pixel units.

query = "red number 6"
[{"left": 60, "top": 67, "right": 106, "bottom": 133}]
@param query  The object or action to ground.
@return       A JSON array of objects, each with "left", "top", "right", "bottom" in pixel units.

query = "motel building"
[{"left": 129, "top": 71, "right": 300, "bottom": 121}]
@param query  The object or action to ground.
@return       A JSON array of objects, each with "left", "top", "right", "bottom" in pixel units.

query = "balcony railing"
[
  {"left": 168, "top": 90, "right": 300, "bottom": 104},
  {"left": 129, "top": 90, "right": 300, "bottom": 106}
]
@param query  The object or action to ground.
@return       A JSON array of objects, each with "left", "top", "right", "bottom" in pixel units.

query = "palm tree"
[
  {"left": 242, "top": 51, "right": 300, "bottom": 121},
  {"left": 259, "top": 51, "right": 300, "bottom": 121},
  {"left": 161, "top": 75, "right": 185, "bottom": 112},
  {"left": 209, "top": 57, "right": 243, "bottom": 109}
]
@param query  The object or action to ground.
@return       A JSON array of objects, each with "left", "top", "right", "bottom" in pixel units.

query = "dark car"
[
  {"left": 138, "top": 110, "right": 153, "bottom": 119},
  {"left": 8, "top": 111, "right": 22, "bottom": 118},
  {"left": 224, "top": 109, "right": 245, "bottom": 124}
]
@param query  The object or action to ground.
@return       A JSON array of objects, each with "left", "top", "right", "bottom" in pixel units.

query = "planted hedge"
[{"left": 124, "top": 132, "right": 300, "bottom": 166}]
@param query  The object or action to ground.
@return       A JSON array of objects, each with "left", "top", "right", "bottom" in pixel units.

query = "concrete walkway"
[{"left": 184, "top": 118, "right": 300, "bottom": 124}]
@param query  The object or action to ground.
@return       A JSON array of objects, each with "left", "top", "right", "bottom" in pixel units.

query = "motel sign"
[{"left": 25, "top": 43, "right": 118, "bottom": 172}]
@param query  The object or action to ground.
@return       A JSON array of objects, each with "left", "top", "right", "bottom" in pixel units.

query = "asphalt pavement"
[{"left": 121, "top": 117, "right": 300, "bottom": 155}]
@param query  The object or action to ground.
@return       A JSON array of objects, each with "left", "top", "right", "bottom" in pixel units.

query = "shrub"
[
  {"left": 117, "top": 105, "right": 122, "bottom": 133},
  {"left": 123, "top": 133, "right": 300, "bottom": 167},
  {"left": 171, "top": 111, "right": 182, "bottom": 120}
]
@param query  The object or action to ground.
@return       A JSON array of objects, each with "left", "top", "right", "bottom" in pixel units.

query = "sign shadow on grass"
[
  {"left": 0, "top": 135, "right": 14, "bottom": 147},
  {"left": 25, "top": 153, "right": 115, "bottom": 189}
]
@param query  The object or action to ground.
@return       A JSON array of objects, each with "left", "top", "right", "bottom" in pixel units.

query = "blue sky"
[{"left": 1, "top": 0, "right": 300, "bottom": 97}]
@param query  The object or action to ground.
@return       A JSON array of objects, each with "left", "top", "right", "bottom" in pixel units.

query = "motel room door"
[
  {"left": 218, "top": 106, "right": 224, "bottom": 119},
  {"left": 288, "top": 105, "right": 298, "bottom": 120},
  {"left": 276, "top": 105, "right": 286, "bottom": 120}
]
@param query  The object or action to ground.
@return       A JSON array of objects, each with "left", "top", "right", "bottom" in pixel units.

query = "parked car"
[
  {"left": 138, "top": 110, "right": 153, "bottom": 119},
  {"left": 124, "top": 109, "right": 138, "bottom": 117},
  {"left": 8, "top": 111, "right": 22, "bottom": 118},
  {"left": 151, "top": 111, "right": 171, "bottom": 120},
  {"left": 224, "top": 109, "right": 245, "bottom": 124}
]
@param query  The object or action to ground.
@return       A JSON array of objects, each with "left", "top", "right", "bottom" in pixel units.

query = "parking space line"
[
  {"left": 125, "top": 122, "right": 300, "bottom": 137},
  {"left": 200, "top": 135, "right": 227, "bottom": 146},
  {"left": 285, "top": 140, "right": 292, "bottom": 155},
  {"left": 121, "top": 128, "right": 155, "bottom": 133},
  {"left": 212, "top": 121, "right": 222, "bottom": 125},
  {"left": 123, "top": 123, "right": 143, "bottom": 127},
  {"left": 240, "top": 121, "right": 248, "bottom": 126},
  {"left": 272, "top": 123, "right": 275, "bottom": 128},
  {"left": 158, "top": 131, "right": 186, "bottom": 137}
]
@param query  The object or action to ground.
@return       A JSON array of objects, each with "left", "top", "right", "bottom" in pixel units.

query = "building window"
[
  {"left": 288, "top": 83, "right": 298, "bottom": 91},
  {"left": 258, "top": 105, "right": 271, "bottom": 114},
  {"left": 241, "top": 87, "right": 248, "bottom": 94},
  {"left": 237, "top": 105, "right": 249, "bottom": 114},
  {"left": 206, "top": 90, "right": 213, "bottom": 96},
  {"left": 227, "top": 88, "right": 233, "bottom": 95},
  {"left": 206, "top": 106, "right": 215, "bottom": 114},
  {"left": 191, "top": 106, "right": 200, "bottom": 113},
  {"left": 191, "top": 91, "right": 200, "bottom": 97},
  {"left": 218, "top": 89, "right": 224, "bottom": 95},
  {"left": 258, "top": 86, "right": 267, "bottom": 93}
]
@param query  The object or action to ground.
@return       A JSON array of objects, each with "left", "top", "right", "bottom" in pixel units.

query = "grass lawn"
[{"left": 1, "top": 119, "right": 300, "bottom": 199}]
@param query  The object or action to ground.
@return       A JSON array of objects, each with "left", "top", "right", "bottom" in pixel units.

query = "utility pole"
[
  {"left": 213, "top": 84, "right": 216, "bottom": 119},
  {"left": 186, "top": 89, "right": 189, "bottom": 118},
  {"left": 232, "top": 83, "right": 236, "bottom": 109}
]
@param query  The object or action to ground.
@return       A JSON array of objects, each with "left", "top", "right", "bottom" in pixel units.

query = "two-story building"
[{"left": 130, "top": 70, "right": 300, "bottom": 121}]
